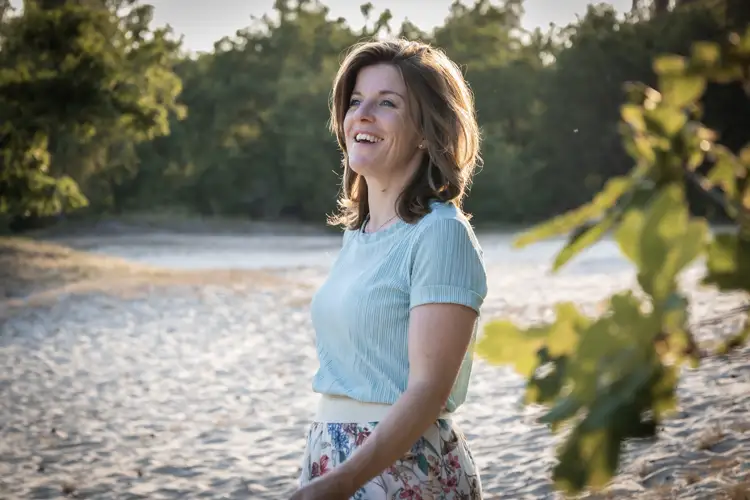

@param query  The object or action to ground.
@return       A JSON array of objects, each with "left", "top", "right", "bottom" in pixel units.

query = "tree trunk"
[{"left": 652, "top": 0, "right": 670, "bottom": 15}]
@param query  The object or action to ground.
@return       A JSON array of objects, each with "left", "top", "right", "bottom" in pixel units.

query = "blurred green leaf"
[
  {"left": 707, "top": 146, "right": 741, "bottom": 198},
  {"left": 478, "top": 303, "right": 589, "bottom": 379},
  {"left": 539, "top": 396, "right": 582, "bottom": 426},
  {"left": 690, "top": 41, "right": 721, "bottom": 67},
  {"left": 740, "top": 145, "right": 750, "bottom": 167},
  {"left": 659, "top": 74, "right": 706, "bottom": 108},
  {"left": 553, "top": 213, "right": 617, "bottom": 271},
  {"left": 659, "top": 292, "right": 698, "bottom": 366},
  {"left": 514, "top": 176, "right": 635, "bottom": 249},
  {"left": 547, "top": 303, "right": 589, "bottom": 357},
  {"left": 645, "top": 107, "right": 687, "bottom": 137},
  {"left": 621, "top": 104, "right": 645, "bottom": 131},
  {"left": 525, "top": 354, "right": 568, "bottom": 405},
  {"left": 623, "top": 134, "right": 657, "bottom": 165},
  {"left": 618, "top": 185, "right": 707, "bottom": 300},
  {"left": 703, "top": 233, "right": 750, "bottom": 292},
  {"left": 650, "top": 363, "right": 679, "bottom": 418},
  {"left": 477, "top": 320, "right": 550, "bottom": 377},
  {"left": 735, "top": 26, "right": 750, "bottom": 55},
  {"left": 553, "top": 427, "right": 621, "bottom": 493},
  {"left": 615, "top": 207, "right": 645, "bottom": 267},
  {"left": 653, "top": 54, "right": 687, "bottom": 75},
  {"left": 582, "top": 363, "right": 653, "bottom": 432}
]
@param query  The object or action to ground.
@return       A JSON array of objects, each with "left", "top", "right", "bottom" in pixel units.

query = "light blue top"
[{"left": 310, "top": 200, "right": 488, "bottom": 412}]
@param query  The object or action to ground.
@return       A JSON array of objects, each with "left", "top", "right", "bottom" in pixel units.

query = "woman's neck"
[
  {"left": 365, "top": 179, "right": 402, "bottom": 232},
  {"left": 363, "top": 157, "right": 422, "bottom": 232}
]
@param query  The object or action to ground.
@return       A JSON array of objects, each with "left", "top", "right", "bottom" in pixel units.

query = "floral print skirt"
[{"left": 298, "top": 419, "right": 482, "bottom": 499}]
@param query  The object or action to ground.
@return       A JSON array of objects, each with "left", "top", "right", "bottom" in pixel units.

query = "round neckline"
[
  {"left": 355, "top": 200, "right": 448, "bottom": 243},
  {"left": 357, "top": 216, "right": 408, "bottom": 243}
]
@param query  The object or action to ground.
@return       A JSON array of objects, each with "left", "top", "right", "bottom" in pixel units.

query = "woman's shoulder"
[
  {"left": 413, "top": 201, "right": 479, "bottom": 241},
  {"left": 409, "top": 201, "right": 488, "bottom": 302}
]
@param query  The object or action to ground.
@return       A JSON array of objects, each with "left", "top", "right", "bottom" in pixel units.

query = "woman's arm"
[{"left": 328, "top": 301, "right": 479, "bottom": 496}]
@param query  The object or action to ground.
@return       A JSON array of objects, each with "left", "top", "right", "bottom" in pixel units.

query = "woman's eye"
[{"left": 348, "top": 98, "right": 396, "bottom": 108}]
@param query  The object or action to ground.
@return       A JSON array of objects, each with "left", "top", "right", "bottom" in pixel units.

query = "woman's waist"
[{"left": 314, "top": 393, "right": 456, "bottom": 423}]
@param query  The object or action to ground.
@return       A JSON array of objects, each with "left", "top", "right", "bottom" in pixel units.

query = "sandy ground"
[{"left": 0, "top": 234, "right": 749, "bottom": 500}]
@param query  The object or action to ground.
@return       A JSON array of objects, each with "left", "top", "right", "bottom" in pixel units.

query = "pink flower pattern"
[{"left": 299, "top": 420, "right": 482, "bottom": 499}]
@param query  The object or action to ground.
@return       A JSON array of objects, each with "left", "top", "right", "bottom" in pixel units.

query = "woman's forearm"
[{"left": 331, "top": 382, "right": 447, "bottom": 494}]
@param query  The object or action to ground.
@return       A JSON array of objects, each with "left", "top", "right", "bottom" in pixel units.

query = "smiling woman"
[
  {"left": 327, "top": 39, "right": 480, "bottom": 233},
  {"left": 291, "top": 39, "right": 487, "bottom": 500}
]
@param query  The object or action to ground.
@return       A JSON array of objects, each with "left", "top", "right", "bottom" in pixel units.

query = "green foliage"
[
  {"left": 0, "top": 0, "right": 183, "bottom": 219},
  {"left": 0, "top": 132, "right": 88, "bottom": 217},
  {"left": 476, "top": 27, "right": 750, "bottom": 494}
]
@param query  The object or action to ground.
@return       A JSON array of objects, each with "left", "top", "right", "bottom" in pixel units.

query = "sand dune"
[{"left": 0, "top": 236, "right": 748, "bottom": 499}]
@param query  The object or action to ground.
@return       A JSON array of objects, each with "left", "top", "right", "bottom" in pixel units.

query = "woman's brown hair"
[{"left": 327, "top": 38, "right": 481, "bottom": 230}]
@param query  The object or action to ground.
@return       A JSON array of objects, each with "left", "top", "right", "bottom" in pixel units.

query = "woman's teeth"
[{"left": 355, "top": 133, "right": 383, "bottom": 143}]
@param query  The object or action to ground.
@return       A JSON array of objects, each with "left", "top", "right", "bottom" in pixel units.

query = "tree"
[
  {"left": 131, "top": 0, "right": 360, "bottom": 219},
  {"left": 0, "top": 0, "right": 184, "bottom": 223}
]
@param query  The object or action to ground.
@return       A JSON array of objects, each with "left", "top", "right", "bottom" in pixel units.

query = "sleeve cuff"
[{"left": 410, "top": 285, "right": 484, "bottom": 313}]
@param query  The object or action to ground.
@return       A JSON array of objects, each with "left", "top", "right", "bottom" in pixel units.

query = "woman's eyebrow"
[{"left": 351, "top": 90, "right": 405, "bottom": 99}]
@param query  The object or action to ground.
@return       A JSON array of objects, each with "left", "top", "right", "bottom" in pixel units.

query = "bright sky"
[{"left": 9, "top": 0, "right": 632, "bottom": 53}]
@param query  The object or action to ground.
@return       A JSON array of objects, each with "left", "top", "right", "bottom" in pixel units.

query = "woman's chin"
[{"left": 348, "top": 161, "right": 375, "bottom": 176}]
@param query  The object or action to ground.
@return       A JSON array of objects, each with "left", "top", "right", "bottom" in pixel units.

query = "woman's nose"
[{"left": 353, "top": 99, "right": 375, "bottom": 121}]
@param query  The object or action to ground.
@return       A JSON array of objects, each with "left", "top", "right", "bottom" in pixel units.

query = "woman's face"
[{"left": 343, "top": 63, "right": 423, "bottom": 180}]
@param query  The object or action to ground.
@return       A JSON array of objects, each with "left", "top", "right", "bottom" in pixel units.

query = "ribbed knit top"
[{"left": 309, "top": 200, "right": 488, "bottom": 412}]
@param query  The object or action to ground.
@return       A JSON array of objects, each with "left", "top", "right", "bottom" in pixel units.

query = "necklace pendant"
[{"left": 365, "top": 214, "right": 398, "bottom": 234}]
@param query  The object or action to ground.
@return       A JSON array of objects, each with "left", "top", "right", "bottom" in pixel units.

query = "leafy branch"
[{"left": 476, "top": 27, "right": 750, "bottom": 494}]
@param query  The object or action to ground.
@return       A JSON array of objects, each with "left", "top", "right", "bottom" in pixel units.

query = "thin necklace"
[{"left": 364, "top": 213, "right": 398, "bottom": 234}]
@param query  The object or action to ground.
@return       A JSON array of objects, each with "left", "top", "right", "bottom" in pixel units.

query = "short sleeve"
[{"left": 409, "top": 218, "right": 488, "bottom": 313}]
